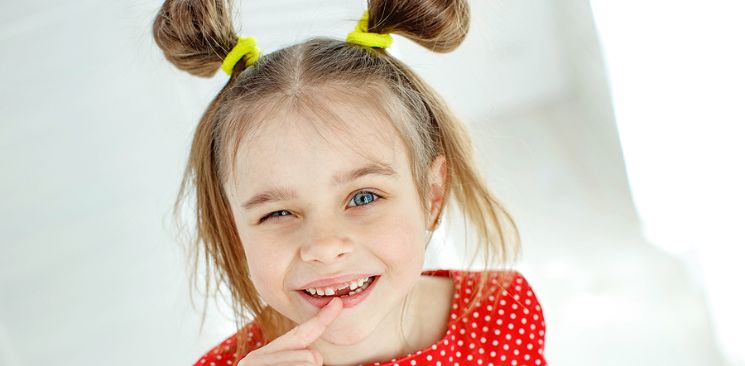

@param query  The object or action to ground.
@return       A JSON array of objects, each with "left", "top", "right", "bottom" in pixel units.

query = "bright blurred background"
[{"left": 1, "top": 0, "right": 743, "bottom": 365}]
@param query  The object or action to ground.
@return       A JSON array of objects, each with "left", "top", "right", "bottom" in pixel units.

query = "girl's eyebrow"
[{"left": 240, "top": 162, "right": 398, "bottom": 211}]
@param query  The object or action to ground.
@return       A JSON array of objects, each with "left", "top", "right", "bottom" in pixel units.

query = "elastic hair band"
[
  {"left": 346, "top": 10, "right": 393, "bottom": 49},
  {"left": 221, "top": 36, "right": 262, "bottom": 76}
]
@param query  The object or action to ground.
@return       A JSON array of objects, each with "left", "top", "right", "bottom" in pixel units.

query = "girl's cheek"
[
  {"left": 245, "top": 239, "right": 293, "bottom": 268},
  {"left": 244, "top": 251, "right": 289, "bottom": 301},
  {"left": 374, "top": 215, "right": 423, "bottom": 255},
  {"left": 243, "top": 237, "right": 294, "bottom": 284}
]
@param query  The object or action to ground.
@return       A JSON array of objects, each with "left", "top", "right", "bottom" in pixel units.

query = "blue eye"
[
  {"left": 257, "top": 190, "right": 381, "bottom": 224},
  {"left": 349, "top": 190, "right": 379, "bottom": 207}
]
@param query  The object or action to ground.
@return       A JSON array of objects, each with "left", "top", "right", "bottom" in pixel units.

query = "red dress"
[{"left": 193, "top": 270, "right": 547, "bottom": 366}]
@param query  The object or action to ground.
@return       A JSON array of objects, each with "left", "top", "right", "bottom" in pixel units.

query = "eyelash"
[{"left": 257, "top": 190, "right": 382, "bottom": 224}]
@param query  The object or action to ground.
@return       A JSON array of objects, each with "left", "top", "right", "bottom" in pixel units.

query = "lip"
[
  {"left": 296, "top": 273, "right": 377, "bottom": 290},
  {"left": 297, "top": 275, "right": 380, "bottom": 309}
]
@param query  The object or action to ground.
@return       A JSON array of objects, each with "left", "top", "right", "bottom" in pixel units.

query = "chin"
[{"left": 320, "top": 321, "right": 377, "bottom": 345}]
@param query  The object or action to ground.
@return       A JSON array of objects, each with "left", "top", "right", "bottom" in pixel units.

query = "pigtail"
[
  {"left": 367, "top": 0, "right": 470, "bottom": 52},
  {"left": 154, "top": 1, "right": 262, "bottom": 362},
  {"left": 153, "top": 0, "right": 239, "bottom": 77},
  {"left": 366, "top": 0, "right": 519, "bottom": 326}
]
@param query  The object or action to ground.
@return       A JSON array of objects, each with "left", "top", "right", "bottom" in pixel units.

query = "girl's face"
[{"left": 226, "top": 98, "right": 443, "bottom": 345}]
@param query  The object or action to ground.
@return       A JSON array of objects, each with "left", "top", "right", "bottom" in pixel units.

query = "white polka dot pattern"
[{"left": 193, "top": 270, "right": 548, "bottom": 366}]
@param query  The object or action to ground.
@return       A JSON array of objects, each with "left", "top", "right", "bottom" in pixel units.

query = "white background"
[{"left": 1, "top": 0, "right": 741, "bottom": 365}]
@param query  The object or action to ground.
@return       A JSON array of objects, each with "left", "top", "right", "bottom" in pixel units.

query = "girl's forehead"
[{"left": 229, "top": 99, "right": 406, "bottom": 191}]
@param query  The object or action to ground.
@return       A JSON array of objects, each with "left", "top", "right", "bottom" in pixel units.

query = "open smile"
[{"left": 296, "top": 275, "right": 380, "bottom": 309}]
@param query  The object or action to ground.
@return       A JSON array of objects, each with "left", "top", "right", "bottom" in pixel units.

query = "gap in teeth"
[{"left": 305, "top": 276, "right": 373, "bottom": 297}]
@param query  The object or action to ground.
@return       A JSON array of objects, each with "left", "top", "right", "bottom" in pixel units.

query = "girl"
[{"left": 153, "top": 0, "right": 547, "bottom": 365}]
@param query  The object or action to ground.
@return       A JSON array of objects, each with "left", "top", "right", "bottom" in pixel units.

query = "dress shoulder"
[
  {"left": 447, "top": 269, "right": 548, "bottom": 365},
  {"left": 192, "top": 322, "right": 264, "bottom": 366}
]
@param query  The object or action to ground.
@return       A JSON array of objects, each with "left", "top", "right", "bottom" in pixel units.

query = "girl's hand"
[{"left": 238, "top": 297, "right": 343, "bottom": 366}]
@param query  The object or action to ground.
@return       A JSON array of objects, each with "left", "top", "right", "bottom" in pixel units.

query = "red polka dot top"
[{"left": 193, "top": 269, "right": 548, "bottom": 366}]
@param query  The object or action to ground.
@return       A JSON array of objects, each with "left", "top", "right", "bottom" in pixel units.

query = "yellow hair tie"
[
  {"left": 221, "top": 36, "right": 262, "bottom": 76},
  {"left": 346, "top": 10, "right": 393, "bottom": 49}
]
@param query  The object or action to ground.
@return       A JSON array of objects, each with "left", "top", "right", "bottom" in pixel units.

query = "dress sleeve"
[
  {"left": 192, "top": 336, "right": 237, "bottom": 366},
  {"left": 497, "top": 271, "right": 548, "bottom": 365},
  {"left": 192, "top": 323, "right": 263, "bottom": 366}
]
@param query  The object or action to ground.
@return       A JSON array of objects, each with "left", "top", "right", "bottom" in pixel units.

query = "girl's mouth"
[{"left": 296, "top": 275, "right": 380, "bottom": 309}]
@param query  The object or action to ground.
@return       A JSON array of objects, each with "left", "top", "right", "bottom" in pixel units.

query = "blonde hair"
[{"left": 153, "top": 0, "right": 520, "bottom": 361}]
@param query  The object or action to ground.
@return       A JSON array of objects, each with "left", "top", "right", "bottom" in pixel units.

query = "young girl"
[{"left": 153, "top": 0, "right": 547, "bottom": 365}]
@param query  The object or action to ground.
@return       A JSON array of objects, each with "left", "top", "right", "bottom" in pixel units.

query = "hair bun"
[
  {"left": 367, "top": 0, "right": 470, "bottom": 53},
  {"left": 153, "top": 0, "right": 238, "bottom": 77}
]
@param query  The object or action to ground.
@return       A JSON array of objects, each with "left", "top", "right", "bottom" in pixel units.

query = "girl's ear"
[{"left": 426, "top": 155, "right": 448, "bottom": 230}]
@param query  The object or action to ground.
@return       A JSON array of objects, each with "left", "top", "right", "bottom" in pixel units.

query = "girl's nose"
[{"left": 299, "top": 230, "right": 353, "bottom": 264}]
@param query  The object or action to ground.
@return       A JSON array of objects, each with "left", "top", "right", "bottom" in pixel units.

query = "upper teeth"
[{"left": 305, "top": 276, "right": 371, "bottom": 296}]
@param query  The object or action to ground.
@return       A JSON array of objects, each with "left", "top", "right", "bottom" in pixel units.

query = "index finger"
[{"left": 267, "top": 297, "right": 343, "bottom": 351}]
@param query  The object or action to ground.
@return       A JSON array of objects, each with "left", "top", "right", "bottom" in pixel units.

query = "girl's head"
[{"left": 154, "top": 0, "right": 520, "bottom": 359}]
